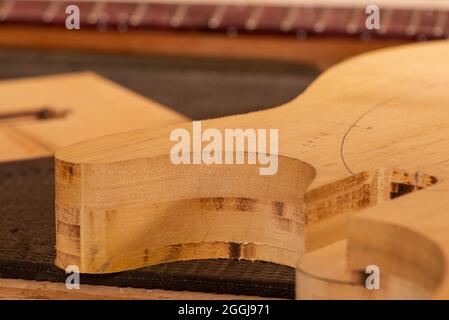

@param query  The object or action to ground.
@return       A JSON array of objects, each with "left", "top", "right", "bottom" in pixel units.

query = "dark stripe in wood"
[
  {"left": 228, "top": 242, "right": 241, "bottom": 259},
  {"left": 56, "top": 220, "right": 80, "bottom": 238}
]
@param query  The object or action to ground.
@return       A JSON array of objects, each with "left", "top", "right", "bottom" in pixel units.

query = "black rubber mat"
[
  {"left": 0, "top": 157, "right": 294, "bottom": 298},
  {"left": 0, "top": 48, "right": 319, "bottom": 119}
]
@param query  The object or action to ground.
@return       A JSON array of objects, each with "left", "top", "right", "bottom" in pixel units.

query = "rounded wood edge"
[{"left": 55, "top": 153, "right": 316, "bottom": 273}]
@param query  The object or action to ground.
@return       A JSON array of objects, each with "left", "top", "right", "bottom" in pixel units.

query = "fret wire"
[
  {"left": 0, "top": 1, "right": 446, "bottom": 39},
  {"left": 313, "top": 7, "right": 329, "bottom": 33},
  {"left": 280, "top": 7, "right": 298, "bottom": 32},
  {"left": 208, "top": 5, "right": 225, "bottom": 29},
  {"left": 130, "top": 2, "right": 147, "bottom": 26},
  {"left": 0, "top": 0, "right": 14, "bottom": 22},
  {"left": 245, "top": 6, "right": 262, "bottom": 30},
  {"left": 170, "top": 4, "right": 188, "bottom": 28},
  {"left": 88, "top": 2, "right": 106, "bottom": 25},
  {"left": 405, "top": 10, "right": 421, "bottom": 36},
  {"left": 346, "top": 8, "right": 361, "bottom": 34},
  {"left": 42, "top": 1, "right": 61, "bottom": 23}
]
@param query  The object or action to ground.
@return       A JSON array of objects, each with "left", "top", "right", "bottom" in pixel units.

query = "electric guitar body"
[{"left": 55, "top": 40, "right": 449, "bottom": 299}]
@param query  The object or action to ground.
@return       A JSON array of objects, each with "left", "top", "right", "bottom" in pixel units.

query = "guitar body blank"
[{"left": 55, "top": 41, "right": 449, "bottom": 299}]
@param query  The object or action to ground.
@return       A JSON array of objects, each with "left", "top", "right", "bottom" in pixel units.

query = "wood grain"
[
  {"left": 55, "top": 40, "right": 449, "bottom": 298},
  {"left": 0, "top": 72, "right": 188, "bottom": 299},
  {"left": 0, "top": 71, "right": 186, "bottom": 162}
]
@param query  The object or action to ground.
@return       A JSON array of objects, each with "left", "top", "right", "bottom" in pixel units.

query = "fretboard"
[{"left": 0, "top": 0, "right": 448, "bottom": 39}]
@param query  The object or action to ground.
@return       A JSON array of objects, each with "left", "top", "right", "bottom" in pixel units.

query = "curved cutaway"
[{"left": 55, "top": 152, "right": 316, "bottom": 273}]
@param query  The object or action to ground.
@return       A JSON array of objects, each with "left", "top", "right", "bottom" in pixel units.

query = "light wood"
[
  {"left": 297, "top": 240, "right": 431, "bottom": 300},
  {"left": 0, "top": 72, "right": 188, "bottom": 299},
  {"left": 55, "top": 40, "right": 449, "bottom": 299},
  {"left": 0, "top": 278, "right": 269, "bottom": 300},
  {"left": 0, "top": 72, "right": 187, "bottom": 162}
]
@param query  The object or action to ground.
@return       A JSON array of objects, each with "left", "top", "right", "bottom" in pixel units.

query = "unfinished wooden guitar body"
[
  {"left": 55, "top": 41, "right": 449, "bottom": 299},
  {"left": 0, "top": 72, "right": 185, "bottom": 162}
]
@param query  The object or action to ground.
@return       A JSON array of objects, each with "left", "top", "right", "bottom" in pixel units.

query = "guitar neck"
[{"left": 0, "top": 0, "right": 448, "bottom": 40}]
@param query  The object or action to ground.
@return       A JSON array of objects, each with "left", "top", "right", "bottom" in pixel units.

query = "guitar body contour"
[{"left": 55, "top": 40, "right": 449, "bottom": 299}]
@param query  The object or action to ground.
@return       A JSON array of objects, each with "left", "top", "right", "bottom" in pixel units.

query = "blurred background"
[{"left": 0, "top": 0, "right": 448, "bottom": 118}]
